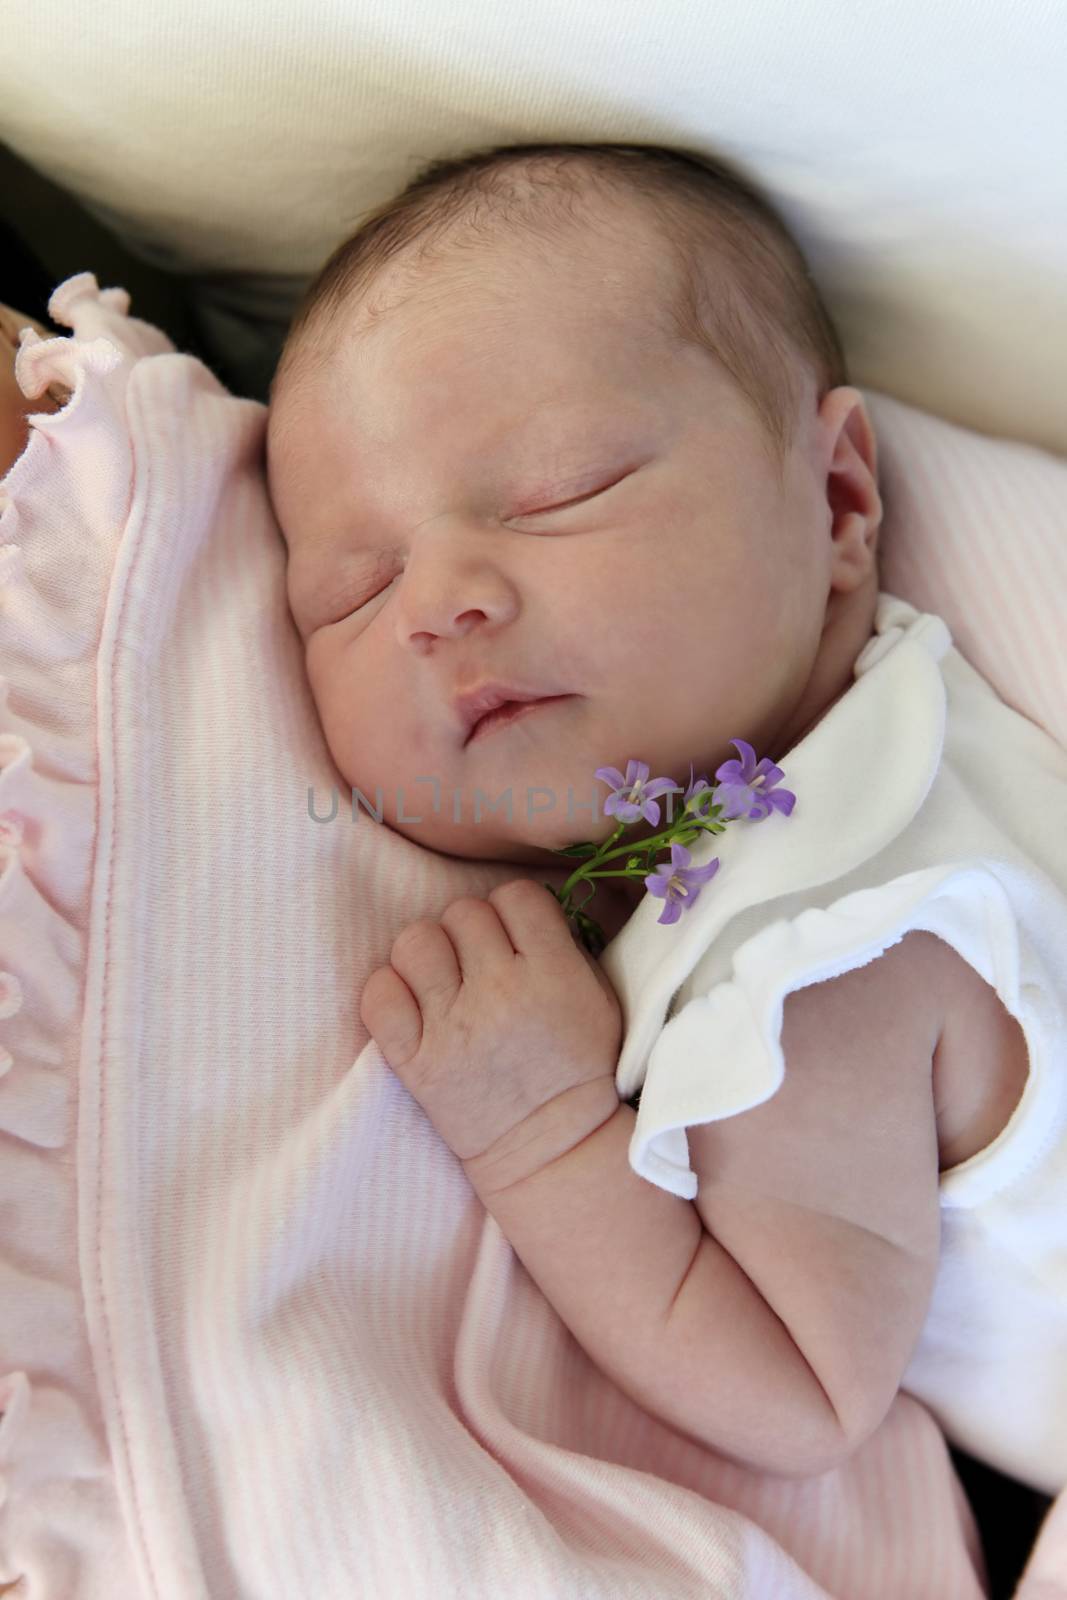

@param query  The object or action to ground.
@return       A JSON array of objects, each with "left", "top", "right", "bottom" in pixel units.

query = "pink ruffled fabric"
[{"left": 0, "top": 274, "right": 168, "bottom": 1598}]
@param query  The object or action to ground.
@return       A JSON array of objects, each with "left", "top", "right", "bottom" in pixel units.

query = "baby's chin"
[
  {"left": 385, "top": 815, "right": 599, "bottom": 869},
  {"left": 381, "top": 796, "right": 676, "bottom": 884}
]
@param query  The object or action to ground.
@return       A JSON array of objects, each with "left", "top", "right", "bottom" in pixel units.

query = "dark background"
[{"left": 1, "top": 139, "right": 211, "bottom": 370}]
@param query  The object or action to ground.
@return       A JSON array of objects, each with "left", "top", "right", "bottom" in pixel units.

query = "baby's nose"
[{"left": 395, "top": 541, "right": 519, "bottom": 652}]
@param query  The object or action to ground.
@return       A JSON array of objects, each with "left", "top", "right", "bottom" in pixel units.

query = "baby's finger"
[
  {"left": 388, "top": 919, "right": 462, "bottom": 1016},
  {"left": 581, "top": 944, "right": 623, "bottom": 1014},
  {"left": 359, "top": 965, "right": 423, "bottom": 1070},
  {"left": 438, "top": 896, "right": 515, "bottom": 976},
  {"left": 486, "top": 878, "right": 575, "bottom": 959}
]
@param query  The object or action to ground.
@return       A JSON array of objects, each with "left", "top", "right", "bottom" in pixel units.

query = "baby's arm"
[
  {"left": 471, "top": 929, "right": 943, "bottom": 1478},
  {"left": 678, "top": 928, "right": 944, "bottom": 1469}
]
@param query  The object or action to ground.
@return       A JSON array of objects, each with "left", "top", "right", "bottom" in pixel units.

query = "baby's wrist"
[{"left": 462, "top": 1074, "right": 621, "bottom": 1200}]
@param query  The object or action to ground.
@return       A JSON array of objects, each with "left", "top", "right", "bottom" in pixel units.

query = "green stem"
[
  {"left": 549, "top": 767, "right": 737, "bottom": 943},
  {"left": 554, "top": 826, "right": 728, "bottom": 945},
  {"left": 558, "top": 822, "right": 625, "bottom": 902},
  {"left": 559, "top": 806, "right": 723, "bottom": 902},
  {"left": 572, "top": 869, "right": 658, "bottom": 880},
  {"left": 594, "top": 807, "right": 723, "bottom": 863}
]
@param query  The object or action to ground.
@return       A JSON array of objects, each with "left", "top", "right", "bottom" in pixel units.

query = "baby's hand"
[{"left": 360, "top": 879, "right": 623, "bottom": 1180}]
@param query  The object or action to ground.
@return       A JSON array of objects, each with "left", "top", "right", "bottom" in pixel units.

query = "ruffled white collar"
[{"left": 602, "top": 592, "right": 954, "bottom": 1099}]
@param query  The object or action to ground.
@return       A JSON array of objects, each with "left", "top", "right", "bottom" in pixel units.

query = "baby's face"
[{"left": 267, "top": 230, "right": 841, "bottom": 870}]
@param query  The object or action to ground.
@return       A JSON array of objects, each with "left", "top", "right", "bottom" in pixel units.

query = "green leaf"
[
  {"left": 574, "top": 910, "right": 607, "bottom": 957},
  {"left": 551, "top": 842, "right": 600, "bottom": 858}
]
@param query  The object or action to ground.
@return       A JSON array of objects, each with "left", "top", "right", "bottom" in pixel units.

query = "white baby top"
[{"left": 600, "top": 591, "right": 1067, "bottom": 1496}]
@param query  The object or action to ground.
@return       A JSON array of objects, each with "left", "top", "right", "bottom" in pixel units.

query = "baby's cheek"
[{"left": 317, "top": 677, "right": 376, "bottom": 788}]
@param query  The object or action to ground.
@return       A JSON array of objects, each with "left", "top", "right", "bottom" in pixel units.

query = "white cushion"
[{"left": 2, "top": 0, "right": 1065, "bottom": 450}]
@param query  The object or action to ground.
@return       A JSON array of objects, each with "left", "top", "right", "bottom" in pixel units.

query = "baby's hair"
[{"left": 271, "top": 140, "right": 848, "bottom": 473}]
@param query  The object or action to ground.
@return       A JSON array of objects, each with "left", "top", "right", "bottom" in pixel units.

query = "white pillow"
[
  {"left": 2, "top": 0, "right": 1065, "bottom": 452},
  {"left": 2, "top": 272, "right": 1060, "bottom": 1593},
  {"left": 869, "top": 389, "right": 1067, "bottom": 755}
]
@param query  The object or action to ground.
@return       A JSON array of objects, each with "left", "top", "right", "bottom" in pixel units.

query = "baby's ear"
[{"left": 821, "top": 388, "right": 882, "bottom": 589}]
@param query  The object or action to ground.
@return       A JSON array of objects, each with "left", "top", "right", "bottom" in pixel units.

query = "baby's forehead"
[{"left": 337, "top": 206, "right": 671, "bottom": 337}]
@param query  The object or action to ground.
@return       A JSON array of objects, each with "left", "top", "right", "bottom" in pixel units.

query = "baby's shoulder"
[
  {"left": 908, "top": 931, "right": 1032, "bottom": 1171},
  {"left": 837, "top": 929, "right": 1029, "bottom": 1172},
  {"left": 783, "top": 928, "right": 945, "bottom": 1032},
  {"left": 689, "top": 929, "right": 945, "bottom": 1239}
]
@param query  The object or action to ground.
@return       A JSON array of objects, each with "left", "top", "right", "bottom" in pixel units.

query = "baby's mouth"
[{"left": 465, "top": 695, "right": 575, "bottom": 746}]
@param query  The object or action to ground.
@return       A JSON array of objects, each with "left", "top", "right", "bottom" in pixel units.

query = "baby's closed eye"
[{"left": 508, "top": 465, "right": 638, "bottom": 521}]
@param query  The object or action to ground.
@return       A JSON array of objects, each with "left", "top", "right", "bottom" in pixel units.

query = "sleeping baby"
[{"left": 263, "top": 141, "right": 1067, "bottom": 1494}]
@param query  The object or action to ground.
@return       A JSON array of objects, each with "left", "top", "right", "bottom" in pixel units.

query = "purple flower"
[
  {"left": 681, "top": 761, "right": 715, "bottom": 818},
  {"left": 711, "top": 739, "right": 796, "bottom": 822},
  {"left": 595, "top": 760, "right": 682, "bottom": 826},
  {"left": 645, "top": 843, "right": 720, "bottom": 925},
  {"left": 583, "top": 744, "right": 795, "bottom": 934}
]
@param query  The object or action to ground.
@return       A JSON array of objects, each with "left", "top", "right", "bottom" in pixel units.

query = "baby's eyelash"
[
  {"left": 514, "top": 469, "right": 633, "bottom": 519},
  {"left": 361, "top": 572, "right": 400, "bottom": 607}
]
